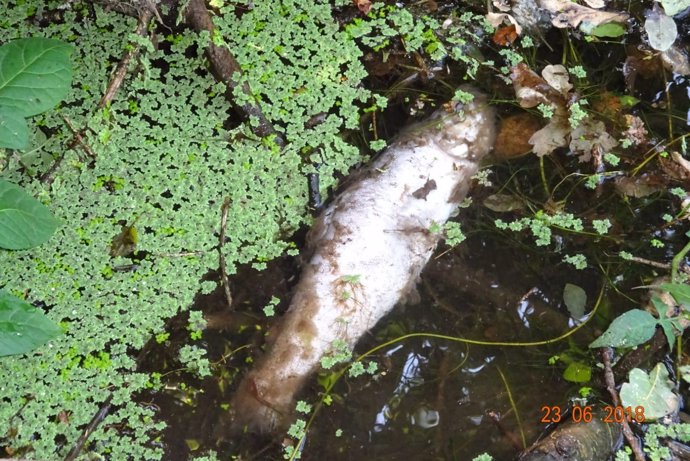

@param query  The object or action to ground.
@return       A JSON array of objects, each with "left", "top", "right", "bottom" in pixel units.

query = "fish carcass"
[{"left": 230, "top": 86, "right": 497, "bottom": 433}]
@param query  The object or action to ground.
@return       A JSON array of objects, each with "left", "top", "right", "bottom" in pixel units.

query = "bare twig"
[
  {"left": 602, "top": 348, "right": 645, "bottom": 461},
  {"left": 182, "top": 0, "right": 284, "bottom": 146},
  {"left": 64, "top": 395, "right": 113, "bottom": 461},
  {"left": 218, "top": 197, "right": 234, "bottom": 310},
  {"left": 98, "top": 8, "right": 154, "bottom": 109}
]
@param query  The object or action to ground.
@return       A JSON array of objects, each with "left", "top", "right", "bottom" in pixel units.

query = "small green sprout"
[
  {"left": 592, "top": 219, "right": 611, "bottom": 234},
  {"left": 295, "top": 400, "right": 312, "bottom": 414},
  {"left": 537, "top": 103, "right": 555, "bottom": 118},
  {"left": 563, "top": 254, "right": 587, "bottom": 270}
]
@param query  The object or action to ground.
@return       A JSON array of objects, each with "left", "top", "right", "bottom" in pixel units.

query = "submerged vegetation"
[{"left": 1, "top": 0, "right": 690, "bottom": 460}]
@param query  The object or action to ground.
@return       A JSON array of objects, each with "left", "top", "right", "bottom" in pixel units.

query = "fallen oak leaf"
[{"left": 529, "top": 113, "right": 570, "bottom": 157}]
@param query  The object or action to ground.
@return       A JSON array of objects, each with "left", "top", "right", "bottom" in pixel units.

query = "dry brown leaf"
[
  {"left": 591, "top": 92, "right": 623, "bottom": 122},
  {"left": 569, "top": 119, "right": 618, "bottom": 163},
  {"left": 659, "top": 151, "right": 690, "bottom": 184},
  {"left": 494, "top": 113, "right": 542, "bottom": 159},
  {"left": 661, "top": 46, "right": 690, "bottom": 75},
  {"left": 529, "top": 114, "right": 570, "bottom": 156},
  {"left": 614, "top": 174, "right": 667, "bottom": 198},
  {"left": 539, "top": 0, "right": 629, "bottom": 29},
  {"left": 486, "top": 12, "right": 523, "bottom": 35},
  {"left": 354, "top": 0, "right": 372, "bottom": 14},
  {"left": 493, "top": 25, "right": 519, "bottom": 45},
  {"left": 542, "top": 64, "right": 573, "bottom": 96},
  {"left": 623, "top": 114, "right": 648, "bottom": 146},
  {"left": 510, "top": 62, "right": 566, "bottom": 108}
]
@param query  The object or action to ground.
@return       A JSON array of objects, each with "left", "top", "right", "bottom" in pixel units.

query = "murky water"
[
  {"left": 140, "top": 211, "right": 620, "bottom": 460},
  {"left": 136, "top": 2, "right": 690, "bottom": 460}
]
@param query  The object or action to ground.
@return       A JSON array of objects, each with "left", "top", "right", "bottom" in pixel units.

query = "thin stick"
[
  {"left": 219, "top": 197, "right": 233, "bottom": 310},
  {"left": 98, "top": 9, "right": 153, "bottom": 109},
  {"left": 64, "top": 395, "right": 113, "bottom": 461},
  {"left": 602, "top": 348, "right": 645, "bottom": 461}
]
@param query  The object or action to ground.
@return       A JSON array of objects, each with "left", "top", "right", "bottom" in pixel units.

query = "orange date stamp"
[{"left": 540, "top": 405, "right": 646, "bottom": 424}]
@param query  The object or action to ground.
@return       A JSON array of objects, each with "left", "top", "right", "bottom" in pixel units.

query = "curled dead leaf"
[
  {"left": 659, "top": 151, "right": 690, "bottom": 184},
  {"left": 511, "top": 62, "right": 566, "bottom": 108},
  {"left": 660, "top": 45, "right": 690, "bottom": 75},
  {"left": 493, "top": 25, "right": 519, "bottom": 46},
  {"left": 542, "top": 64, "right": 573, "bottom": 96},
  {"left": 529, "top": 114, "right": 570, "bottom": 157},
  {"left": 569, "top": 119, "right": 618, "bottom": 163},
  {"left": 354, "top": 0, "right": 372, "bottom": 14}
]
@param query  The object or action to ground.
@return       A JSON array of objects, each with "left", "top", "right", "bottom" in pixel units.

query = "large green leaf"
[
  {"left": 0, "top": 179, "right": 60, "bottom": 250},
  {"left": 0, "top": 38, "right": 73, "bottom": 117},
  {"left": 0, "top": 289, "right": 61, "bottom": 357},
  {"left": 620, "top": 364, "right": 679, "bottom": 421},
  {"left": 589, "top": 309, "right": 657, "bottom": 348},
  {"left": 0, "top": 106, "right": 29, "bottom": 149}
]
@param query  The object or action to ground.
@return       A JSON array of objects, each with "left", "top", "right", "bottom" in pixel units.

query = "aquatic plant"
[{"left": 0, "top": 1, "right": 373, "bottom": 458}]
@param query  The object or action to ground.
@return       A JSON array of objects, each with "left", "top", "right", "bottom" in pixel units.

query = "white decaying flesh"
[{"left": 230, "top": 87, "right": 496, "bottom": 433}]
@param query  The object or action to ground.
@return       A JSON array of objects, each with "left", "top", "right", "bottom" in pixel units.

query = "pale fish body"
[{"left": 230, "top": 87, "right": 496, "bottom": 433}]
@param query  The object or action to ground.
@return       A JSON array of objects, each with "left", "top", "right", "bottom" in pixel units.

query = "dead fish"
[
  {"left": 229, "top": 86, "right": 496, "bottom": 433},
  {"left": 519, "top": 412, "right": 622, "bottom": 461}
]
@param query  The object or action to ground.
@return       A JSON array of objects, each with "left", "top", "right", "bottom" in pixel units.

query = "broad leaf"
[
  {"left": 661, "top": 0, "right": 690, "bottom": 16},
  {"left": 0, "top": 38, "right": 73, "bottom": 117},
  {"left": 658, "top": 318, "right": 680, "bottom": 351},
  {"left": 563, "top": 361, "right": 592, "bottom": 383},
  {"left": 589, "top": 309, "right": 657, "bottom": 348},
  {"left": 0, "top": 106, "right": 29, "bottom": 149},
  {"left": 644, "top": 9, "right": 678, "bottom": 52},
  {"left": 587, "top": 22, "right": 626, "bottom": 37},
  {"left": 0, "top": 179, "right": 60, "bottom": 249},
  {"left": 659, "top": 282, "right": 690, "bottom": 306},
  {"left": 620, "top": 364, "right": 679, "bottom": 420},
  {"left": 563, "top": 283, "right": 587, "bottom": 319},
  {"left": 0, "top": 289, "right": 61, "bottom": 357}
]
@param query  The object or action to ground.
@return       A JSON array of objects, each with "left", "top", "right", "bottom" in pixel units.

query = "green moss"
[{"left": 0, "top": 1, "right": 372, "bottom": 458}]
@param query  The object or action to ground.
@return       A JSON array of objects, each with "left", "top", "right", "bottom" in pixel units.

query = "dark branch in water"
[
  {"left": 219, "top": 197, "right": 234, "bottom": 310},
  {"left": 64, "top": 395, "right": 113, "bottom": 461},
  {"left": 602, "top": 348, "right": 645, "bottom": 461},
  {"left": 182, "top": 0, "right": 284, "bottom": 146}
]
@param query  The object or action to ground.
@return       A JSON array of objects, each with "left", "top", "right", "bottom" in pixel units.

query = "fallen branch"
[
  {"left": 64, "top": 395, "right": 113, "bottom": 461},
  {"left": 182, "top": 0, "right": 283, "bottom": 145},
  {"left": 98, "top": 8, "right": 154, "bottom": 109},
  {"left": 602, "top": 348, "right": 645, "bottom": 461}
]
